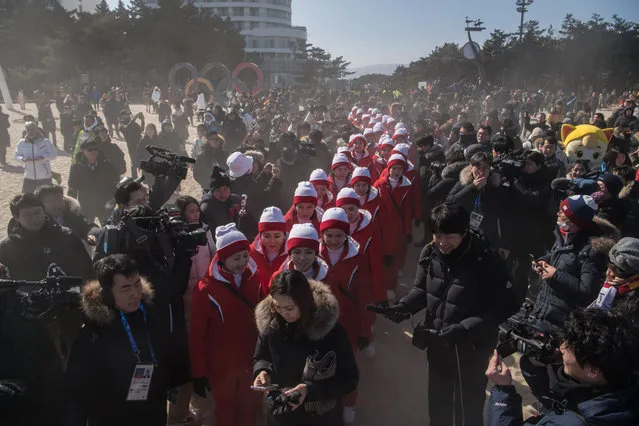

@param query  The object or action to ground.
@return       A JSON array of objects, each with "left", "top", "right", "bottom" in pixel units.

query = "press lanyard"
[
  {"left": 120, "top": 304, "right": 158, "bottom": 366},
  {"left": 474, "top": 194, "right": 481, "bottom": 212}
]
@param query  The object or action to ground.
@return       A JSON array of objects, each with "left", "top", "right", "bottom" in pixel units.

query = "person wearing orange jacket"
[
  {"left": 350, "top": 167, "right": 382, "bottom": 220},
  {"left": 284, "top": 181, "right": 324, "bottom": 232},
  {"left": 318, "top": 207, "right": 373, "bottom": 424},
  {"left": 374, "top": 153, "right": 415, "bottom": 301},
  {"left": 309, "top": 169, "right": 335, "bottom": 210},
  {"left": 270, "top": 223, "right": 329, "bottom": 284},
  {"left": 189, "top": 223, "right": 263, "bottom": 426},
  {"left": 250, "top": 206, "right": 288, "bottom": 296}
]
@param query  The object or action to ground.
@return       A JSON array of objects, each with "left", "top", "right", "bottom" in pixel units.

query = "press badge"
[
  {"left": 127, "top": 364, "right": 154, "bottom": 401},
  {"left": 469, "top": 211, "right": 484, "bottom": 229}
]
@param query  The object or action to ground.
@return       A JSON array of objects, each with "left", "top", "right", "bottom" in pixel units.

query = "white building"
[
  {"left": 141, "top": 0, "right": 307, "bottom": 87},
  {"left": 56, "top": 0, "right": 100, "bottom": 13}
]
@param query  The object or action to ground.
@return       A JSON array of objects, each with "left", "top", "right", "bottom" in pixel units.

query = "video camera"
[
  {"left": 103, "top": 205, "right": 207, "bottom": 260},
  {"left": 139, "top": 145, "right": 195, "bottom": 181},
  {"left": 492, "top": 152, "right": 525, "bottom": 182},
  {"left": 0, "top": 273, "right": 82, "bottom": 320},
  {"left": 551, "top": 172, "right": 600, "bottom": 196},
  {"left": 429, "top": 161, "right": 447, "bottom": 173},
  {"left": 496, "top": 303, "right": 558, "bottom": 364}
]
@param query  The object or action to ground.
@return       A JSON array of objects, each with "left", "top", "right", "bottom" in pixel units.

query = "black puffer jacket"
[
  {"left": 400, "top": 232, "right": 512, "bottom": 344},
  {"left": 426, "top": 161, "right": 467, "bottom": 205},
  {"left": 531, "top": 217, "right": 620, "bottom": 331},
  {"left": 447, "top": 167, "right": 506, "bottom": 247},
  {"left": 63, "top": 279, "right": 181, "bottom": 426},
  {"left": 254, "top": 280, "right": 359, "bottom": 426}
]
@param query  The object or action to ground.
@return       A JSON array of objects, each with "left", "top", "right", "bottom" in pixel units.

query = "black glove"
[
  {"left": 438, "top": 324, "right": 466, "bottom": 345},
  {"left": 357, "top": 337, "right": 370, "bottom": 350},
  {"left": 193, "top": 377, "right": 211, "bottom": 398},
  {"left": 376, "top": 300, "right": 389, "bottom": 309},
  {"left": 406, "top": 234, "right": 413, "bottom": 244},
  {"left": 383, "top": 255, "right": 393, "bottom": 268},
  {"left": 385, "top": 303, "right": 409, "bottom": 324}
]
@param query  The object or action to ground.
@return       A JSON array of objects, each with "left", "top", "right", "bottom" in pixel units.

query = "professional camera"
[
  {"left": 103, "top": 205, "right": 207, "bottom": 259},
  {"left": 139, "top": 145, "right": 195, "bottom": 181},
  {"left": 492, "top": 153, "right": 524, "bottom": 182},
  {"left": 268, "top": 389, "right": 301, "bottom": 415},
  {"left": 551, "top": 171, "right": 600, "bottom": 196},
  {"left": 0, "top": 269, "right": 82, "bottom": 320},
  {"left": 429, "top": 161, "right": 446, "bottom": 173},
  {"left": 297, "top": 140, "right": 317, "bottom": 157},
  {"left": 496, "top": 303, "right": 558, "bottom": 364}
]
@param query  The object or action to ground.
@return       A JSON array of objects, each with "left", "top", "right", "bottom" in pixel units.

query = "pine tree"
[{"left": 95, "top": 0, "right": 110, "bottom": 15}]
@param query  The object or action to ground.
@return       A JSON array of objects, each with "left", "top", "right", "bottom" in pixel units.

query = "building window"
[{"left": 232, "top": 7, "right": 244, "bottom": 16}]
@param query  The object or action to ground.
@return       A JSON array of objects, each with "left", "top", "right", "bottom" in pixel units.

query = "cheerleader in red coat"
[
  {"left": 350, "top": 166, "right": 382, "bottom": 220},
  {"left": 318, "top": 208, "right": 373, "bottom": 418},
  {"left": 284, "top": 181, "right": 324, "bottom": 232},
  {"left": 371, "top": 135, "right": 394, "bottom": 181},
  {"left": 269, "top": 223, "right": 329, "bottom": 286},
  {"left": 189, "top": 223, "right": 262, "bottom": 426},
  {"left": 373, "top": 154, "right": 414, "bottom": 300},
  {"left": 328, "top": 152, "right": 353, "bottom": 197},
  {"left": 309, "top": 168, "right": 336, "bottom": 210},
  {"left": 347, "top": 133, "right": 374, "bottom": 170},
  {"left": 250, "top": 206, "right": 288, "bottom": 296},
  {"left": 379, "top": 143, "right": 424, "bottom": 221},
  {"left": 336, "top": 188, "right": 386, "bottom": 306}
]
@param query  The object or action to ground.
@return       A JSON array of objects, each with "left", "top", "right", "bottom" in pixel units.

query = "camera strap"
[
  {"left": 221, "top": 280, "right": 255, "bottom": 310},
  {"left": 385, "top": 182, "right": 405, "bottom": 226}
]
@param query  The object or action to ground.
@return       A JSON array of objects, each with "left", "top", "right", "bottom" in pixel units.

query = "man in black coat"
[
  {"left": 118, "top": 110, "right": 145, "bottom": 178},
  {"left": 383, "top": 203, "right": 514, "bottom": 426},
  {"left": 200, "top": 166, "right": 252, "bottom": 236},
  {"left": 193, "top": 131, "right": 229, "bottom": 190},
  {"left": 64, "top": 254, "right": 188, "bottom": 426}
]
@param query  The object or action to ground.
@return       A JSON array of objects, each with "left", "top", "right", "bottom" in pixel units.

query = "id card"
[
  {"left": 469, "top": 211, "right": 484, "bottom": 229},
  {"left": 127, "top": 364, "right": 154, "bottom": 401}
]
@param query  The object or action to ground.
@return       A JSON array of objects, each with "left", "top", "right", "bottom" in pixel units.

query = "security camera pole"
[{"left": 464, "top": 17, "right": 487, "bottom": 85}]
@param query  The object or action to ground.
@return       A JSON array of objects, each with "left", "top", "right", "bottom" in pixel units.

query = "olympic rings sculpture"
[{"left": 168, "top": 62, "right": 264, "bottom": 98}]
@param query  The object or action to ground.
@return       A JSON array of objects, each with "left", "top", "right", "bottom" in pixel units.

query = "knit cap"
[
  {"left": 331, "top": 153, "right": 352, "bottom": 171},
  {"left": 320, "top": 207, "right": 350, "bottom": 234},
  {"left": 597, "top": 173, "right": 624, "bottom": 198},
  {"left": 378, "top": 135, "right": 395, "bottom": 149},
  {"left": 258, "top": 207, "right": 286, "bottom": 233},
  {"left": 210, "top": 165, "right": 231, "bottom": 190},
  {"left": 336, "top": 188, "right": 360, "bottom": 207},
  {"left": 392, "top": 143, "right": 410, "bottom": 159},
  {"left": 215, "top": 223, "right": 250, "bottom": 260},
  {"left": 350, "top": 166, "right": 372, "bottom": 185},
  {"left": 373, "top": 122, "right": 384, "bottom": 133},
  {"left": 294, "top": 181, "right": 318, "bottom": 206},
  {"left": 309, "top": 169, "right": 329, "bottom": 187},
  {"left": 287, "top": 223, "right": 319, "bottom": 253},
  {"left": 387, "top": 153, "right": 407, "bottom": 170},
  {"left": 392, "top": 128, "right": 409, "bottom": 140},
  {"left": 559, "top": 195, "right": 598, "bottom": 229}
]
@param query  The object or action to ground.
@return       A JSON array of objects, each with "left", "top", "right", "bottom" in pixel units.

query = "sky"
[{"left": 108, "top": 0, "right": 639, "bottom": 67}]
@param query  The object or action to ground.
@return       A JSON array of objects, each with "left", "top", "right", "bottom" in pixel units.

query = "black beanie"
[
  {"left": 598, "top": 173, "right": 623, "bottom": 197},
  {"left": 210, "top": 165, "right": 231, "bottom": 190}
]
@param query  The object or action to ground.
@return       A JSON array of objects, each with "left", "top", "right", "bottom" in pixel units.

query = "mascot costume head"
[{"left": 561, "top": 124, "right": 614, "bottom": 169}]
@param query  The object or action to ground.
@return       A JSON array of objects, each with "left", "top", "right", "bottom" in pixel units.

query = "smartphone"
[
  {"left": 529, "top": 254, "right": 538, "bottom": 264},
  {"left": 251, "top": 384, "right": 279, "bottom": 391}
]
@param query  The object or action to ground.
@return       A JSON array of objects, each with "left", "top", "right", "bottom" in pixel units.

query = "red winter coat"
[
  {"left": 189, "top": 257, "right": 262, "bottom": 383},
  {"left": 379, "top": 162, "right": 423, "bottom": 220},
  {"left": 359, "top": 187, "right": 381, "bottom": 220},
  {"left": 319, "top": 238, "right": 373, "bottom": 345},
  {"left": 373, "top": 175, "right": 414, "bottom": 257},
  {"left": 370, "top": 156, "right": 387, "bottom": 182},
  {"left": 250, "top": 236, "right": 288, "bottom": 297},
  {"left": 283, "top": 205, "right": 324, "bottom": 232},
  {"left": 349, "top": 150, "right": 374, "bottom": 170},
  {"left": 351, "top": 210, "right": 386, "bottom": 304}
]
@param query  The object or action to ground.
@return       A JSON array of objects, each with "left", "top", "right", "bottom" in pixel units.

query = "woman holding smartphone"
[{"left": 253, "top": 270, "right": 359, "bottom": 426}]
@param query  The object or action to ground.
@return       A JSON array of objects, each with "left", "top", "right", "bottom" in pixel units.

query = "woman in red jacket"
[
  {"left": 371, "top": 135, "right": 394, "bottom": 181},
  {"left": 374, "top": 154, "right": 415, "bottom": 301},
  {"left": 318, "top": 207, "right": 373, "bottom": 423},
  {"left": 270, "top": 223, "right": 329, "bottom": 284},
  {"left": 378, "top": 142, "right": 423, "bottom": 222},
  {"left": 328, "top": 153, "right": 353, "bottom": 197},
  {"left": 350, "top": 166, "right": 381, "bottom": 220},
  {"left": 189, "top": 223, "right": 262, "bottom": 426},
  {"left": 347, "top": 133, "right": 374, "bottom": 169},
  {"left": 284, "top": 181, "right": 324, "bottom": 232},
  {"left": 250, "top": 206, "right": 288, "bottom": 296},
  {"left": 309, "top": 168, "right": 335, "bottom": 210}
]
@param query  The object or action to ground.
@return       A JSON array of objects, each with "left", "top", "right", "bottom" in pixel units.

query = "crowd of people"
[{"left": 1, "top": 82, "right": 639, "bottom": 426}]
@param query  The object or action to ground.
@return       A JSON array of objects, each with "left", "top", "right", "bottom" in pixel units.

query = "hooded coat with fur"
[
  {"left": 254, "top": 280, "right": 359, "bottom": 426},
  {"left": 531, "top": 217, "right": 620, "bottom": 331},
  {"left": 63, "top": 278, "right": 182, "bottom": 426}
]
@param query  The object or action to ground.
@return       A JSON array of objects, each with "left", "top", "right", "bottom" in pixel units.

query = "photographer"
[
  {"left": 486, "top": 308, "right": 639, "bottom": 426},
  {"left": 118, "top": 110, "right": 145, "bottom": 178},
  {"left": 64, "top": 254, "right": 188, "bottom": 426},
  {"left": 275, "top": 132, "right": 314, "bottom": 198},
  {"left": 253, "top": 270, "right": 359, "bottom": 426},
  {"left": 193, "top": 130, "right": 229, "bottom": 190},
  {"left": 382, "top": 203, "right": 514, "bottom": 426}
]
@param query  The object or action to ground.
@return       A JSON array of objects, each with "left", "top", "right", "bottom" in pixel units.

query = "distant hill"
[{"left": 347, "top": 64, "right": 402, "bottom": 79}]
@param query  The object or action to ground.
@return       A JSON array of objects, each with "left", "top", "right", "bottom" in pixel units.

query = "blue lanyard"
[
  {"left": 474, "top": 194, "right": 481, "bottom": 211},
  {"left": 119, "top": 304, "right": 158, "bottom": 366}
]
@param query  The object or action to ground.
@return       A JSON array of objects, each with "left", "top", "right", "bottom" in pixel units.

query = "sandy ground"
[{"left": 0, "top": 102, "right": 579, "bottom": 425}]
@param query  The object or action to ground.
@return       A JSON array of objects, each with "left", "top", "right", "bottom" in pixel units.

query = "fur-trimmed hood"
[
  {"left": 81, "top": 277, "right": 155, "bottom": 325},
  {"left": 441, "top": 161, "right": 467, "bottom": 179},
  {"left": 589, "top": 216, "right": 621, "bottom": 254},
  {"left": 65, "top": 196, "right": 83, "bottom": 216},
  {"left": 459, "top": 165, "right": 501, "bottom": 186},
  {"left": 255, "top": 280, "right": 339, "bottom": 341}
]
